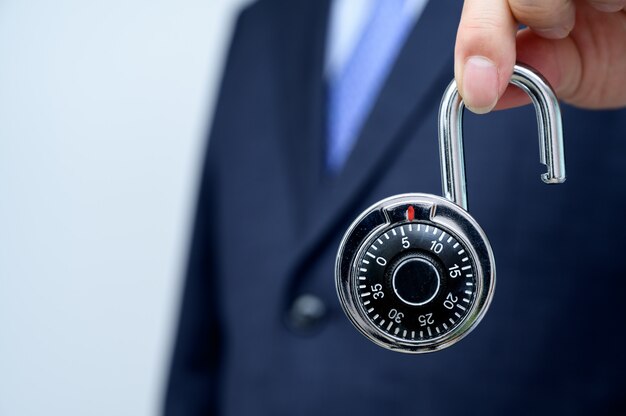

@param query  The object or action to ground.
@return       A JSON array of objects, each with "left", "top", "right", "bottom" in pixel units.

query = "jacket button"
[{"left": 287, "top": 294, "right": 327, "bottom": 332}]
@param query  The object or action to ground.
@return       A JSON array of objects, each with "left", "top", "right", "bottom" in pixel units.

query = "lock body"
[
  {"left": 336, "top": 64, "right": 565, "bottom": 353},
  {"left": 336, "top": 194, "right": 494, "bottom": 353}
]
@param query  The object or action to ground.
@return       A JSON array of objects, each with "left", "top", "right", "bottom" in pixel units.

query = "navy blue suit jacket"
[{"left": 165, "top": 0, "right": 626, "bottom": 414}]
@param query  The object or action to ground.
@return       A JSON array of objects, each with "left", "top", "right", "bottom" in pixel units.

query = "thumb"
[{"left": 455, "top": 0, "right": 517, "bottom": 114}]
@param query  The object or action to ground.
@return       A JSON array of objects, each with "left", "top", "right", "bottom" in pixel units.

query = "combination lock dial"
[
  {"left": 335, "top": 64, "right": 567, "bottom": 353},
  {"left": 336, "top": 194, "right": 494, "bottom": 353}
]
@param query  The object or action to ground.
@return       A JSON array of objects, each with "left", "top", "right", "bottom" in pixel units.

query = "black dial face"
[{"left": 353, "top": 221, "right": 477, "bottom": 342}]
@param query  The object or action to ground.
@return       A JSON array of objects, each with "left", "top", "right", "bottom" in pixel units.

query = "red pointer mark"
[{"left": 406, "top": 206, "right": 414, "bottom": 221}]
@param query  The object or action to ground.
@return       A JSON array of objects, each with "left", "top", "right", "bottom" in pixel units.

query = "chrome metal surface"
[
  {"left": 335, "top": 194, "right": 495, "bottom": 353},
  {"left": 335, "top": 64, "right": 565, "bottom": 353},
  {"left": 438, "top": 64, "right": 566, "bottom": 210}
]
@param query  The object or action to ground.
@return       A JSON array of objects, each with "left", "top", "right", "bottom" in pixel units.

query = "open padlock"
[{"left": 335, "top": 64, "right": 566, "bottom": 353}]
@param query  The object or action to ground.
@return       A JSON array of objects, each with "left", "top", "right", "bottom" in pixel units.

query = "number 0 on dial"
[{"left": 335, "top": 194, "right": 495, "bottom": 353}]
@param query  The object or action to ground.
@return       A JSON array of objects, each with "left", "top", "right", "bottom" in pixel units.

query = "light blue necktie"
[{"left": 327, "top": 0, "right": 415, "bottom": 173}]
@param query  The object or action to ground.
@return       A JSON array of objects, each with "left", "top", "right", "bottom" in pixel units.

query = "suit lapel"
[
  {"left": 273, "top": 0, "right": 330, "bottom": 230},
  {"left": 285, "top": 0, "right": 465, "bottom": 281}
]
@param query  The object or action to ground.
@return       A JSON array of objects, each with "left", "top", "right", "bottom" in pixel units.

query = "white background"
[{"left": 0, "top": 0, "right": 250, "bottom": 414}]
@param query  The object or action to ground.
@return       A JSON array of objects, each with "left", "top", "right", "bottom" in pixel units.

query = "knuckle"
[
  {"left": 460, "top": 9, "right": 509, "bottom": 33},
  {"left": 510, "top": 0, "right": 573, "bottom": 28},
  {"left": 457, "top": 10, "right": 514, "bottom": 57}
]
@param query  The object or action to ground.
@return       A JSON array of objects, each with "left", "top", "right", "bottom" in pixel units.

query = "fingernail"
[
  {"left": 589, "top": 1, "right": 625, "bottom": 13},
  {"left": 534, "top": 26, "right": 572, "bottom": 39},
  {"left": 462, "top": 56, "right": 499, "bottom": 114}
]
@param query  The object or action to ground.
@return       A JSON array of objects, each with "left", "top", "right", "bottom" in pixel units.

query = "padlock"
[{"left": 335, "top": 64, "right": 566, "bottom": 353}]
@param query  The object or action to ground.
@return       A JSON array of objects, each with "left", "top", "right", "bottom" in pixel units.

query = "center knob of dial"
[{"left": 392, "top": 256, "right": 441, "bottom": 306}]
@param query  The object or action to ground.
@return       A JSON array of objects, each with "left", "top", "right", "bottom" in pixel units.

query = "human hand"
[{"left": 455, "top": 0, "right": 626, "bottom": 113}]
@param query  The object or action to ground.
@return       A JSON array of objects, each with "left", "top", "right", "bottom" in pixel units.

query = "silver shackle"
[{"left": 438, "top": 64, "right": 566, "bottom": 210}]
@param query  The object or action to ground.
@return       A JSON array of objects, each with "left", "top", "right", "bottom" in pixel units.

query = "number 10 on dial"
[{"left": 335, "top": 194, "right": 495, "bottom": 353}]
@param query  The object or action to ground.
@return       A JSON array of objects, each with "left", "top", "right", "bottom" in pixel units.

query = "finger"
[
  {"left": 494, "top": 28, "right": 581, "bottom": 110},
  {"left": 497, "top": 3, "right": 626, "bottom": 110},
  {"left": 508, "top": 0, "right": 576, "bottom": 39},
  {"left": 586, "top": 0, "right": 626, "bottom": 13},
  {"left": 455, "top": 0, "right": 517, "bottom": 114}
]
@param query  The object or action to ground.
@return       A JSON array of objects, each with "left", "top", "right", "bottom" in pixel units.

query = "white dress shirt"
[{"left": 325, "top": 0, "right": 430, "bottom": 79}]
